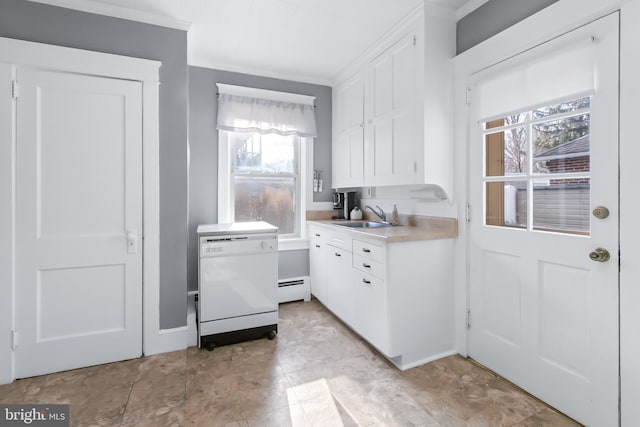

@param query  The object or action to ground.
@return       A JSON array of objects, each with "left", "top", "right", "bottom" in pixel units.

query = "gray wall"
[
  {"left": 1, "top": 0, "right": 189, "bottom": 329},
  {"left": 278, "top": 251, "right": 310, "bottom": 280},
  {"left": 457, "top": 0, "right": 559, "bottom": 54},
  {"left": 188, "top": 66, "right": 326, "bottom": 291}
]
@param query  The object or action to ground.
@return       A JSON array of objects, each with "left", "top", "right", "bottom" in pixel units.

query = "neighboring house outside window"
[
  {"left": 533, "top": 134, "right": 590, "bottom": 184},
  {"left": 525, "top": 134, "right": 591, "bottom": 233}
]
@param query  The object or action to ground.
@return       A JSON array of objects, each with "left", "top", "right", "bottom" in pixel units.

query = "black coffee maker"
[{"left": 332, "top": 191, "right": 356, "bottom": 220}]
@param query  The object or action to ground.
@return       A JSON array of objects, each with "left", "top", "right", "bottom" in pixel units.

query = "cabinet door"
[
  {"left": 309, "top": 228, "right": 328, "bottom": 304},
  {"left": 355, "top": 272, "right": 394, "bottom": 357},
  {"left": 326, "top": 247, "right": 355, "bottom": 325},
  {"left": 333, "top": 74, "right": 364, "bottom": 188},
  {"left": 365, "top": 31, "right": 419, "bottom": 186}
]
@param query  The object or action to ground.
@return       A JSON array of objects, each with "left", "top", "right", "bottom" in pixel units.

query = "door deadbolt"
[
  {"left": 592, "top": 206, "right": 610, "bottom": 219},
  {"left": 589, "top": 247, "right": 610, "bottom": 262}
]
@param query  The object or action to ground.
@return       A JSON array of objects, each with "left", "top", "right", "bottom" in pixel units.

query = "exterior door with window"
[{"left": 468, "top": 14, "right": 619, "bottom": 426}]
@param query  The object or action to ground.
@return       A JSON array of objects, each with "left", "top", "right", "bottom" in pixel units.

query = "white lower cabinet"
[
  {"left": 308, "top": 223, "right": 454, "bottom": 370},
  {"left": 351, "top": 239, "right": 393, "bottom": 356},
  {"left": 326, "top": 246, "right": 355, "bottom": 326},
  {"left": 354, "top": 271, "right": 393, "bottom": 356}
]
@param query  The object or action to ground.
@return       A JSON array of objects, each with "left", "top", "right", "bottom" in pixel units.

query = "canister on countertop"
[{"left": 350, "top": 206, "right": 363, "bottom": 220}]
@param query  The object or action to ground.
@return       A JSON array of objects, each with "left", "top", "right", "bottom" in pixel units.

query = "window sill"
[{"left": 278, "top": 238, "right": 309, "bottom": 251}]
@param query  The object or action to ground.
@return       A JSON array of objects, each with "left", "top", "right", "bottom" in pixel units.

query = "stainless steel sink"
[{"left": 332, "top": 221, "right": 394, "bottom": 229}]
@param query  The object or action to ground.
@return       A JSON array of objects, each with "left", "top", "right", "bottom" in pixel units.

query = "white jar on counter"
[{"left": 350, "top": 206, "right": 363, "bottom": 220}]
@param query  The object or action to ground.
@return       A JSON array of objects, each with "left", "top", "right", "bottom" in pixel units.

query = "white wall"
[
  {"left": 358, "top": 185, "right": 457, "bottom": 220},
  {"left": 452, "top": 0, "right": 639, "bottom": 424}
]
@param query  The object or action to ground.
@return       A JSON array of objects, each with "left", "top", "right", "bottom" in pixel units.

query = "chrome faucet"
[{"left": 365, "top": 205, "right": 389, "bottom": 223}]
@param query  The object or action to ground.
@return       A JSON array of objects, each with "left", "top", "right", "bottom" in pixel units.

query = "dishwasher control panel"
[{"left": 200, "top": 235, "right": 277, "bottom": 257}]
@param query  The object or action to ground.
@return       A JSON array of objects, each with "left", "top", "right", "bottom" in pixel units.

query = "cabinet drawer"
[
  {"left": 353, "top": 254, "right": 385, "bottom": 279},
  {"left": 353, "top": 239, "right": 384, "bottom": 263},
  {"left": 327, "top": 233, "right": 352, "bottom": 252},
  {"left": 309, "top": 229, "right": 325, "bottom": 248}
]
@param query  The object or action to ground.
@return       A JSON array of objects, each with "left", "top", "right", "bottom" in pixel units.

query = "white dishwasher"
[{"left": 197, "top": 222, "right": 278, "bottom": 351}]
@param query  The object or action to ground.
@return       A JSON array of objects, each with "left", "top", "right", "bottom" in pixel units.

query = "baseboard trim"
[
  {"left": 187, "top": 294, "right": 198, "bottom": 347},
  {"left": 392, "top": 349, "right": 458, "bottom": 371},
  {"left": 144, "top": 326, "right": 188, "bottom": 356}
]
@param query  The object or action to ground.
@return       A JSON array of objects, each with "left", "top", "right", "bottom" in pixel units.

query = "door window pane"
[
  {"left": 234, "top": 176, "right": 296, "bottom": 234},
  {"left": 533, "top": 114, "right": 590, "bottom": 174},
  {"left": 486, "top": 181, "right": 527, "bottom": 229},
  {"left": 531, "top": 96, "right": 590, "bottom": 119},
  {"left": 485, "top": 127, "right": 528, "bottom": 176},
  {"left": 484, "top": 113, "right": 528, "bottom": 130},
  {"left": 532, "top": 178, "right": 590, "bottom": 234}
]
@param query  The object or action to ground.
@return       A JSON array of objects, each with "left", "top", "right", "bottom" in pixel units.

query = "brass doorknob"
[
  {"left": 589, "top": 247, "right": 610, "bottom": 262},
  {"left": 593, "top": 206, "right": 610, "bottom": 219}
]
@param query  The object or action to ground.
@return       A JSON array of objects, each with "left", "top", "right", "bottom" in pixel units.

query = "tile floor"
[{"left": 0, "top": 299, "right": 581, "bottom": 427}]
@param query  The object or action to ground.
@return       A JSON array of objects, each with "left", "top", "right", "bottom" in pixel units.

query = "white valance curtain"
[{"left": 216, "top": 84, "right": 317, "bottom": 137}]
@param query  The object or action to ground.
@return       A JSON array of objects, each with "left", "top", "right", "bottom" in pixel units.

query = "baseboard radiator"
[{"left": 278, "top": 276, "right": 311, "bottom": 303}]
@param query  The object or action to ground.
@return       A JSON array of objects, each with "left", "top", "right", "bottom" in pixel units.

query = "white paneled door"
[
  {"left": 468, "top": 14, "right": 619, "bottom": 426},
  {"left": 15, "top": 67, "right": 143, "bottom": 378}
]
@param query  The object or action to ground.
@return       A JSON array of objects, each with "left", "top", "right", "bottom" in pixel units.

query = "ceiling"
[{"left": 29, "top": 0, "right": 480, "bottom": 85}]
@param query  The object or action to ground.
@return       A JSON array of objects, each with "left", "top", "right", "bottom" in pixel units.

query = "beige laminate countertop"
[{"left": 308, "top": 216, "right": 458, "bottom": 243}]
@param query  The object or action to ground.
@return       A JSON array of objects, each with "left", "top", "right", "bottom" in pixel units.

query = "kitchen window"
[
  {"left": 224, "top": 131, "right": 301, "bottom": 237},
  {"left": 216, "top": 84, "right": 317, "bottom": 247}
]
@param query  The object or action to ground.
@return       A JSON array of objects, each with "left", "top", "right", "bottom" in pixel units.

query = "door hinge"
[
  {"left": 466, "top": 87, "right": 471, "bottom": 106},
  {"left": 466, "top": 309, "right": 471, "bottom": 330},
  {"left": 11, "top": 80, "right": 19, "bottom": 99},
  {"left": 11, "top": 330, "right": 17, "bottom": 350},
  {"left": 465, "top": 203, "right": 471, "bottom": 223},
  {"left": 413, "top": 35, "right": 417, "bottom": 46},
  {"left": 413, "top": 161, "right": 417, "bottom": 173}
]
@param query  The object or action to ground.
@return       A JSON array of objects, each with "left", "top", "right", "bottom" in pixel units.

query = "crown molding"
[
  {"left": 188, "top": 58, "right": 333, "bottom": 88},
  {"left": 26, "top": 0, "right": 192, "bottom": 31}
]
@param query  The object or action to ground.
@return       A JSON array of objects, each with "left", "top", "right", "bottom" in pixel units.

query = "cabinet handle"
[
  {"left": 362, "top": 248, "right": 371, "bottom": 253},
  {"left": 315, "top": 233, "right": 321, "bottom": 237},
  {"left": 362, "top": 278, "right": 371, "bottom": 284},
  {"left": 335, "top": 252, "right": 341, "bottom": 257},
  {"left": 362, "top": 263, "right": 371, "bottom": 268},
  {"left": 315, "top": 244, "right": 321, "bottom": 248}
]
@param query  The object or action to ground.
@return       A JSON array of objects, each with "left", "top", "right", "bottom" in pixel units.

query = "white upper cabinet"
[
  {"left": 365, "top": 27, "right": 421, "bottom": 186},
  {"left": 333, "top": 73, "right": 365, "bottom": 188},
  {"left": 332, "top": 5, "right": 454, "bottom": 197}
]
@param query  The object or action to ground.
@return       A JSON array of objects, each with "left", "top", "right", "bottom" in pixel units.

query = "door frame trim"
[
  {"left": 452, "top": 0, "right": 639, "bottom": 424},
  {"left": 0, "top": 36, "right": 177, "bottom": 384}
]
